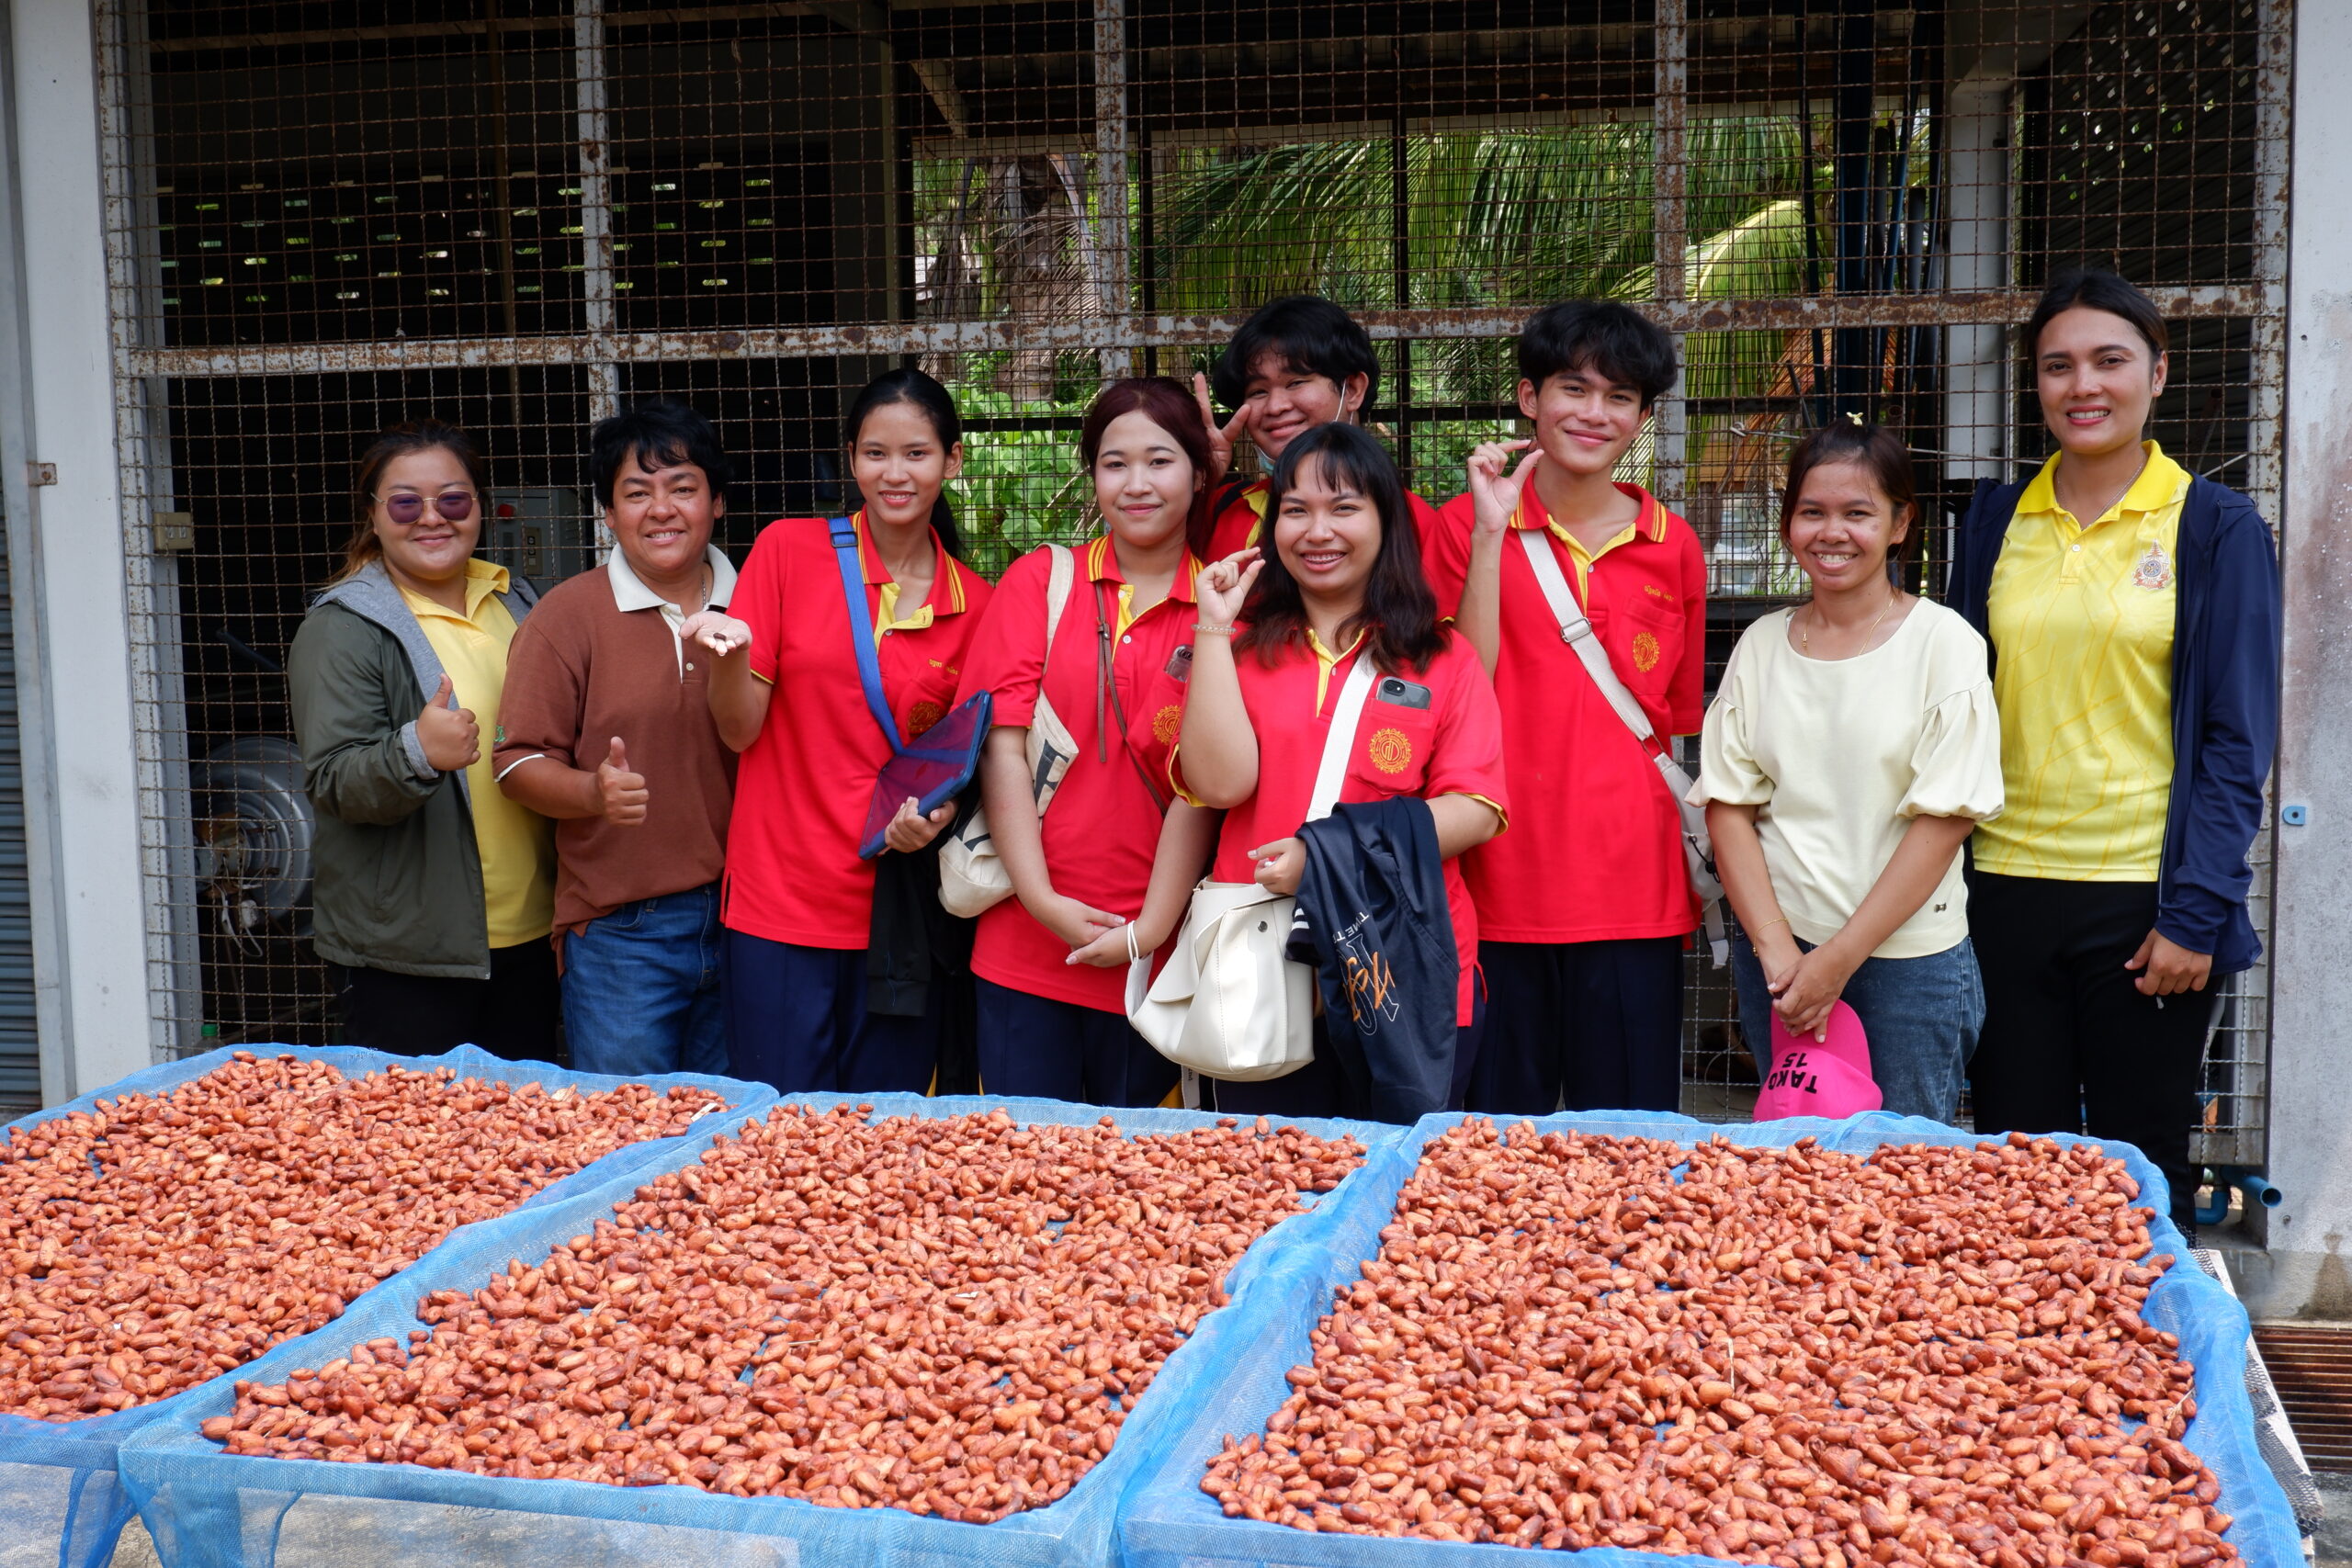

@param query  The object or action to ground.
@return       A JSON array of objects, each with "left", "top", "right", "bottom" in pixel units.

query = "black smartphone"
[{"left": 1376, "top": 675, "right": 1433, "bottom": 710}]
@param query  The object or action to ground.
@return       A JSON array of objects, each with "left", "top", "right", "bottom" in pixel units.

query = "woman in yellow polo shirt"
[
  {"left": 288, "top": 420, "right": 560, "bottom": 1061},
  {"left": 1948, "top": 270, "right": 2279, "bottom": 1234}
]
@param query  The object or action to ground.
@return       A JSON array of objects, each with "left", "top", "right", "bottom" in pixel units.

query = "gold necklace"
[
  {"left": 2057, "top": 448, "right": 2151, "bottom": 528},
  {"left": 1801, "top": 589, "right": 1899, "bottom": 657}
]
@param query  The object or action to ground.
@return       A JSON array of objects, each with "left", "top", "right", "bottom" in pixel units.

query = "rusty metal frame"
[{"left": 119, "top": 288, "right": 2275, "bottom": 381}]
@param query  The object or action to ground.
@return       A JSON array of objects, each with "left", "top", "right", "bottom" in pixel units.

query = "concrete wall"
[{"left": 2246, "top": 0, "right": 2352, "bottom": 1324}]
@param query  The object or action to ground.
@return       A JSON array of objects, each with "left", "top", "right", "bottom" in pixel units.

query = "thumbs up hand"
[
  {"left": 596, "top": 736, "right": 650, "bottom": 826},
  {"left": 416, "top": 674, "right": 480, "bottom": 771}
]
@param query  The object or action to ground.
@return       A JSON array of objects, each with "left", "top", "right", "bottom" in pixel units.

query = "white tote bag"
[
  {"left": 1125, "top": 655, "right": 1377, "bottom": 1085},
  {"left": 939, "top": 545, "right": 1079, "bottom": 918}
]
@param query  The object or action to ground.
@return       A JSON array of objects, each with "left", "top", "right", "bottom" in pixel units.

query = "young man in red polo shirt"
[
  {"left": 1195, "top": 295, "right": 1443, "bottom": 561},
  {"left": 1424, "top": 300, "right": 1705, "bottom": 1114}
]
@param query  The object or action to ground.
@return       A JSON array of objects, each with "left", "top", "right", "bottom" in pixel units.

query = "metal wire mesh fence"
[{"left": 97, "top": 0, "right": 2284, "bottom": 1166}]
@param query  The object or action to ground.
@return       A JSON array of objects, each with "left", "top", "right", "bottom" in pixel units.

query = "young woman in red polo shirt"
[
  {"left": 684, "top": 369, "right": 994, "bottom": 1093},
  {"left": 1180, "top": 422, "right": 1510, "bottom": 1118},
  {"left": 954, "top": 378, "right": 1222, "bottom": 1104}
]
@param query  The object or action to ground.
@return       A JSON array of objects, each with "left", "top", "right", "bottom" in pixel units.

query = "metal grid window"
[{"left": 98, "top": 0, "right": 2285, "bottom": 1166}]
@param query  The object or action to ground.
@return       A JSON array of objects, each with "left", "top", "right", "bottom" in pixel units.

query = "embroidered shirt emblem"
[
  {"left": 1632, "top": 629, "right": 1663, "bottom": 672},
  {"left": 1151, "top": 704, "right": 1182, "bottom": 745},
  {"left": 2132, "top": 541, "right": 2176, "bottom": 592},
  {"left": 1368, "top": 727, "right": 1413, "bottom": 774},
  {"left": 905, "top": 699, "right": 947, "bottom": 738}
]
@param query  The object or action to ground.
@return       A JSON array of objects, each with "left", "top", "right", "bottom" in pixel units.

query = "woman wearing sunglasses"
[{"left": 288, "top": 420, "right": 560, "bottom": 1060}]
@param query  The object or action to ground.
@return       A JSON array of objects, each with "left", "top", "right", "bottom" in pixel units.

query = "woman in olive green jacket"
[{"left": 288, "top": 420, "right": 554, "bottom": 1059}]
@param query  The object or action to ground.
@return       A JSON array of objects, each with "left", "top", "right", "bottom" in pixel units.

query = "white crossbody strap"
[
  {"left": 1306, "top": 654, "right": 1377, "bottom": 822},
  {"left": 1043, "top": 543, "right": 1074, "bottom": 653},
  {"left": 1517, "top": 528, "right": 1658, "bottom": 742},
  {"left": 1515, "top": 528, "right": 1729, "bottom": 967}
]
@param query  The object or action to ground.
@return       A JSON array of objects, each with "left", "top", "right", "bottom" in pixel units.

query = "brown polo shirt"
[{"left": 493, "top": 546, "right": 738, "bottom": 938}]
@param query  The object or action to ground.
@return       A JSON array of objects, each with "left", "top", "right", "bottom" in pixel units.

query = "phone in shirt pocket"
[{"left": 1351, "top": 682, "right": 1439, "bottom": 792}]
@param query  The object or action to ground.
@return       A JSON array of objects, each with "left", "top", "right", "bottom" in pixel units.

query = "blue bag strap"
[{"left": 830, "top": 515, "right": 903, "bottom": 752}]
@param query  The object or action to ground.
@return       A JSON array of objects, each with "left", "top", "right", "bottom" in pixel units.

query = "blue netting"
[
  {"left": 0, "top": 1043, "right": 773, "bottom": 1568},
  {"left": 1120, "top": 1109, "right": 2305, "bottom": 1568},
  {"left": 119, "top": 1092, "right": 1401, "bottom": 1568}
]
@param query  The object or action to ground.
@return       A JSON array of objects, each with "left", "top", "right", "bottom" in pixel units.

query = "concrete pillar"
[{"left": 2256, "top": 0, "right": 2352, "bottom": 1323}]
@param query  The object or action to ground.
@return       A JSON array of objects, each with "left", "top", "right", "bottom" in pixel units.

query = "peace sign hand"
[
  {"left": 1467, "top": 439, "right": 1540, "bottom": 538},
  {"left": 1193, "top": 373, "right": 1255, "bottom": 491},
  {"left": 1197, "top": 547, "right": 1263, "bottom": 626}
]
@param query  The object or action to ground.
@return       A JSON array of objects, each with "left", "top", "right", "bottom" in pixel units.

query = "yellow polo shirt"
[
  {"left": 401, "top": 561, "right": 556, "bottom": 946},
  {"left": 1974, "top": 441, "right": 2188, "bottom": 881}
]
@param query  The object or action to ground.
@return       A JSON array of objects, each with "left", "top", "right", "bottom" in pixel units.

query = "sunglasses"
[{"left": 379, "top": 491, "right": 477, "bottom": 525}]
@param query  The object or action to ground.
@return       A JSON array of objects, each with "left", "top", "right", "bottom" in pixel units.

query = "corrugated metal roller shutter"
[{"left": 0, "top": 496, "right": 34, "bottom": 1113}]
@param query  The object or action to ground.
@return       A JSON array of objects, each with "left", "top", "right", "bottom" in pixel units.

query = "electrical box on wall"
[{"left": 484, "top": 489, "right": 598, "bottom": 586}]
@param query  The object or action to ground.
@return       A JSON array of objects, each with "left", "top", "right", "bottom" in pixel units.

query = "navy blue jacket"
[
  {"left": 1945, "top": 472, "right": 2279, "bottom": 974},
  {"left": 1290, "top": 798, "right": 1459, "bottom": 1122}
]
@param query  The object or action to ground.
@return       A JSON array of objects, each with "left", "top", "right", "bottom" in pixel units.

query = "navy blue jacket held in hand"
[
  {"left": 1289, "top": 798, "right": 1461, "bottom": 1122},
  {"left": 1945, "top": 472, "right": 2279, "bottom": 975}
]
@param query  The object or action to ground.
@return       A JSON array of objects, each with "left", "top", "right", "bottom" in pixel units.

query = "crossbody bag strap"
[
  {"left": 1042, "top": 542, "right": 1074, "bottom": 650},
  {"left": 830, "top": 516, "right": 903, "bottom": 752},
  {"left": 1091, "top": 583, "right": 1171, "bottom": 812},
  {"left": 1516, "top": 526, "right": 1660, "bottom": 746},
  {"left": 1306, "top": 653, "right": 1378, "bottom": 822}
]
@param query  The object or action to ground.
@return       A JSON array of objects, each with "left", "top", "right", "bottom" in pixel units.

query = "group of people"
[{"left": 287, "top": 270, "right": 2279, "bottom": 1233}]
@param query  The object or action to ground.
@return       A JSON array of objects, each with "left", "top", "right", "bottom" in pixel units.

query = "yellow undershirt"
[
  {"left": 1974, "top": 440, "right": 2188, "bottom": 881},
  {"left": 401, "top": 561, "right": 556, "bottom": 946}
]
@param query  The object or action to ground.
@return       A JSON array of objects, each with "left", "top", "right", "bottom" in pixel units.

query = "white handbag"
[
  {"left": 938, "top": 545, "right": 1080, "bottom": 918},
  {"left": 1125, "top": 655, "right": 1377, "bottom": 1094},
  {"left": 1516, "top": 528, "right": 1729, "bottom": 965}
]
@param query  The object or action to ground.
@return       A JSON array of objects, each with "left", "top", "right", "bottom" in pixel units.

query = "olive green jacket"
[{"left": 287, "top": 561, "right": 538, "bottom": 978}]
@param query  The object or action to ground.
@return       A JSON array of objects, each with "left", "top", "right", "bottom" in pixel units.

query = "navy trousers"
[
  {"left": 972, "top": 978, "right": 1178, "bottom": 1107},
  {"left": 1204, "top": 986, "right": 1485, "bottom": 1122},
  {"left": 721, "top": 931, "right": 938, "bottom": 1094},
  {"left": 1469, "top": 937, "right": 1684, "bottom": 1115}
]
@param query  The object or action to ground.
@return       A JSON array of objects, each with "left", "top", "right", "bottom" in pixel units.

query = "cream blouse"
[{"left": 1690, "top": 599, "right": 2004, "bottom": 960}]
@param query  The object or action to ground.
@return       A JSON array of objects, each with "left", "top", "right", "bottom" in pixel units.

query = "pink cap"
[{"left": 1754, "top": 1000, "right": 1883, "bottom": 1121}]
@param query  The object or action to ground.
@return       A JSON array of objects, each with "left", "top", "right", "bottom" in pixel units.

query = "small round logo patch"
[
  {"left": 1368, "top": 727, "right": 1413, "bottom": 774},
  {"left": 905, "top": 699, "right": 947, "bottom": 738},
  {"left": 1152, "top": 704, "right": 1182, "bottom": 744},
  {"left": 1632, "top": 630, "right": 1662, "bottom": 673}
]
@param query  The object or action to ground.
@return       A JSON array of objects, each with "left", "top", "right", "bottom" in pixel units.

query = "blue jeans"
[
  {"left": 1731, "top": 931, "right": 1984, "bottom": 1123},
  {"left": 560, "top": 884, "right": 729, "bottom": 1078}
]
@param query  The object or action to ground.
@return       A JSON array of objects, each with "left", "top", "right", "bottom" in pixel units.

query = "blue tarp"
[
  {"left": 119, "top": 1092, "right": 1400, "bottom": 1568},
  {"left": 1119, "top": 1109, "right": 2306, "bottom": 1568},
  {"left": 0, "top": 1043, "right": 772, "bottom": 1568}
]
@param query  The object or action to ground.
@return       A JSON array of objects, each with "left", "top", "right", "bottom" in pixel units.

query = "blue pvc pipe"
[{"left": 2235, "top": 1173, "right": 2284, "bottom": 1210}]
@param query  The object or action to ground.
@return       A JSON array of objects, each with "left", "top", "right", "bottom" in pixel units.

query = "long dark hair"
[
  {"left": 843, "top": 367, "right": 966, "bottom": 559},
  {"left": 1078, "top": 377, "right": 1216, "bottom": 558},
  {"left": 1237, "top": 423, "right": 1443, "bottom": 675},
  {"left": 2023, "top": 267, "right": 2170, "bottom": 363},
  {"left": 333, "top": 420, "right": 490, "bottom": 585},
  {"left": 1778, "top": 423, "right": 1922, "bottom": 570}
]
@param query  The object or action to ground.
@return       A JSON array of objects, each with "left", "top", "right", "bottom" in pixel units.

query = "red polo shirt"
[
  {"left": 723, "top": 513, "right": 994, "bottom": 949},
  {"left": 1423, "top": 482, "right": 1707, "bottom": 943},
  {"left": 955, "top": 536, "right": 1202, "bottom": 1013},
  {"left": 1204, "top": 477, "right": 1445, "bottom": 563},
  {"left": 1175, "top": 627, "right": 1508, "bottom": 1023}
]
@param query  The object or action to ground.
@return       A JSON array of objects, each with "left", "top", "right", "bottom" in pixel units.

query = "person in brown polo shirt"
[{"left": 495, "top": 400, "right": 738, "bottom": 1076}]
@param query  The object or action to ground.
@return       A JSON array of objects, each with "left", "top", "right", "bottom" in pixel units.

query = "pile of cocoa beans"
[
  {"left": 1204, "top": 1124, "right": 2236, "bottom": 1568},
  {"left": 0, "top": 1052, "right": 726, "bottom": 1420},
  {"left": 202, "top": 1104, "right": 1364, "bottom": 1521}
]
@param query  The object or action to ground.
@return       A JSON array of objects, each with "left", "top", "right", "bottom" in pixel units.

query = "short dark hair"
[
  {"left": 1237, "top": 423, "right": 1443, "bottom": 676},
  {"left": 1209, "top": 295, "right": 1381, "bottom": 412},
  {"left": 842, "top": 367, "right": 967, "bottom": 560},
  {"left": 590, "top": 399, "right": 732, "bottom": 507},
  {"left": 2023, "top": 267, "right": 2170, "bottom": 364},
  {"left": 1517, "top": 299, "right": 1679, "bottom": 408},
  {"left": 1778, "top": 422, "right": 1922, "bottom": 569}
]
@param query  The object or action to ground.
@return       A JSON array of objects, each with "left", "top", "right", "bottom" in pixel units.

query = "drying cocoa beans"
[
  {"left": 0, "top": 1052, "right": 725, "bottom": 1420},
  {"left": 203, "top": 1104, "right": 1363, "bottom": 1522},
  {"left": 1204, "top": 1125, "right": 2234, "bottom": 1568}
]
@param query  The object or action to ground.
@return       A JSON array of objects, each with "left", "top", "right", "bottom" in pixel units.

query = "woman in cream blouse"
[{"left": 1691, "top": 423, "right": 2004, "bottom": 1122}]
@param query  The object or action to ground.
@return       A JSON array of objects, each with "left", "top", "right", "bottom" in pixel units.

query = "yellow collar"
[{"left": 2018, "top": 441, "right": 2190, "bottom": 528}]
